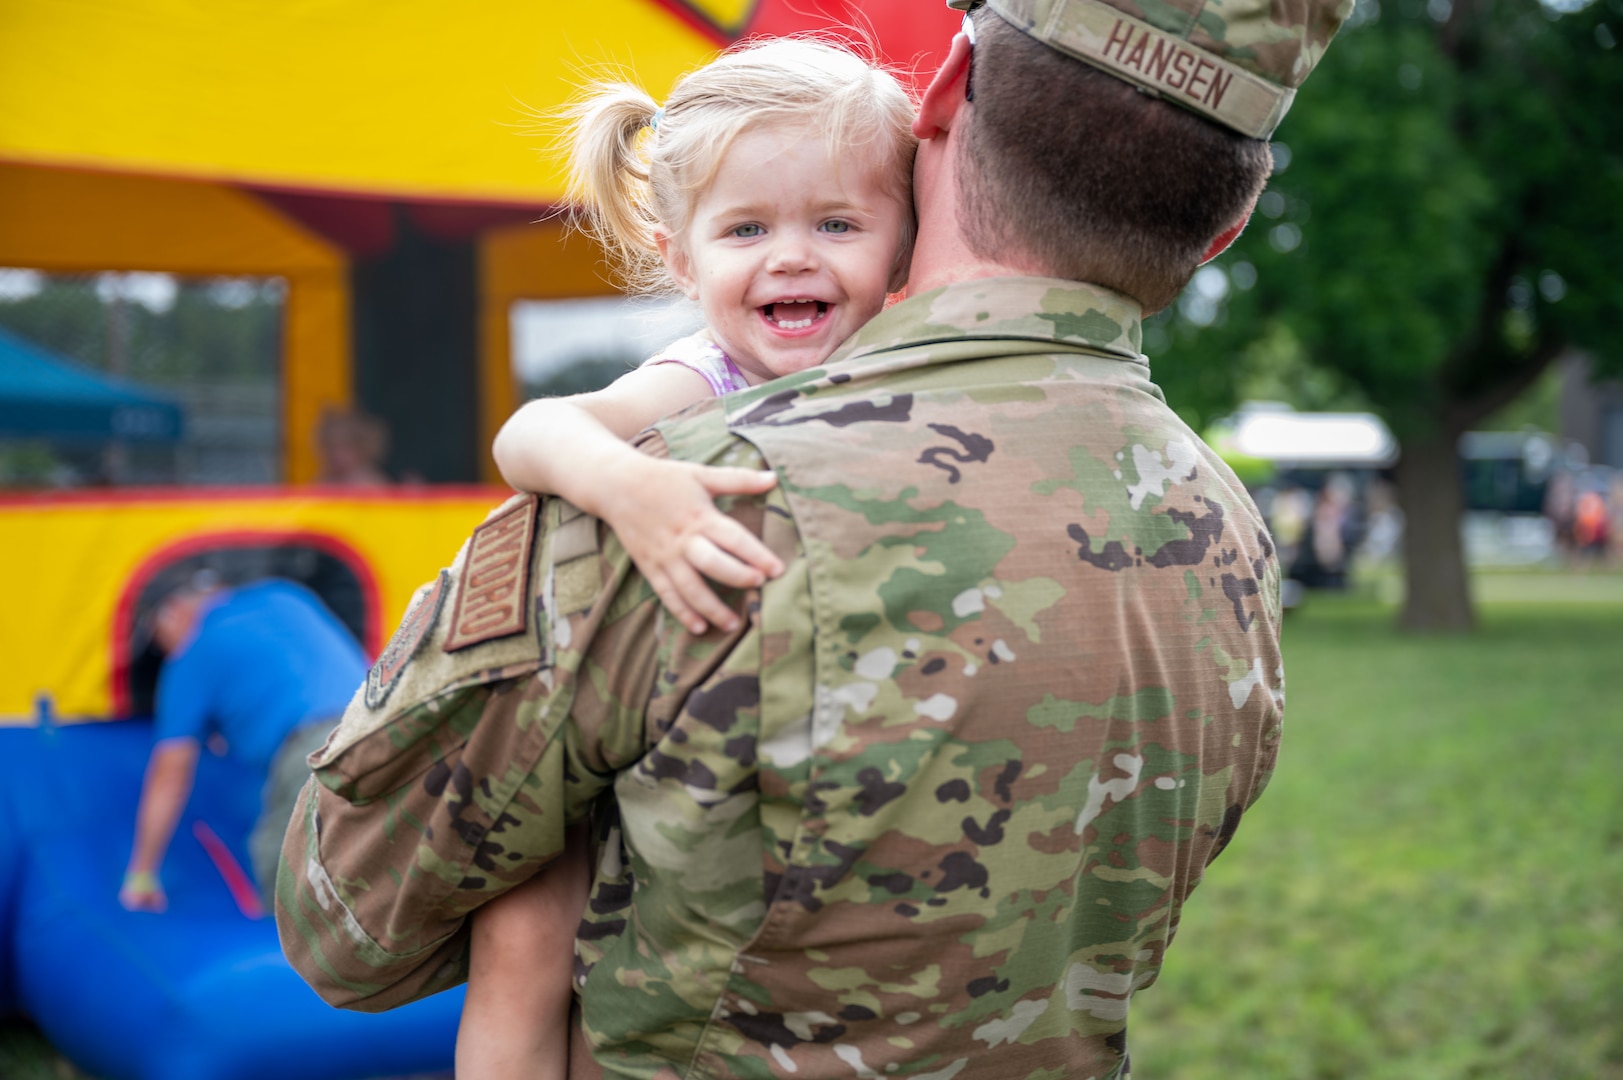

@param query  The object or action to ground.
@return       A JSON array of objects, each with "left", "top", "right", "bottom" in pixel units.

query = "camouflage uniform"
[{"left": 279, "top": 278, "right": 1285, "bottom": 1079}]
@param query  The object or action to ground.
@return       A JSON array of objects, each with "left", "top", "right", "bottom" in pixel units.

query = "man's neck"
[
  {"left": 906, "top": 231, "right": 1048, "bottom": 294},
  {"left": 905, "top": 123, "right": 1052, "bottom": 293}
]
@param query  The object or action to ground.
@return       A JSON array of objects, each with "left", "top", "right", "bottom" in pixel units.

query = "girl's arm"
[{"left": 493, "top": 364, "right": 781, "bottom": 634}]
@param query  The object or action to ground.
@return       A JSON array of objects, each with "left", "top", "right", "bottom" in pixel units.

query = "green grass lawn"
[
  {"left": 6, "top": 586, "right": 1620, "bottom": 1079},
  {"left": 1133, "top": 594, "right": 1623, "bottom": 1079}
]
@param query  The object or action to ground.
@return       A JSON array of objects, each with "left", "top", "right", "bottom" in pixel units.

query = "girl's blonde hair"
[{"left": 564, "top": 37, "right": 918, "bottom": 292}]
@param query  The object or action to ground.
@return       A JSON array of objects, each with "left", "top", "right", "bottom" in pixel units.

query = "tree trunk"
[{"left": 1394, "top": 432, "right": 1476, "bottom": 632}]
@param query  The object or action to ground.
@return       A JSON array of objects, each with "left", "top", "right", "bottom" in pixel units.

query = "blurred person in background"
[
  {"left": 315, "top": 408, "right": 392, "bottom": 486},
  {"left": 120, "top": 576, "right": 368, "bottom": 912},
  {"left": 1607, "top": 474, "right": 1623, "bottom": 566},
  {"left": 1573, "top": 485, "right": 1609, "bottom": 560},
  {"left": 1543, "top": 468, "right": 1577, "bottom": 560},
  {"left": 1358, "top": 476, "right": 1403, "bottom": 565},
  {"left": 1270, "top": 483, "right": 1311, "bottom": 572},
  {"left": 1292, "top": 474, "right": 1359, "bottom": 589}
]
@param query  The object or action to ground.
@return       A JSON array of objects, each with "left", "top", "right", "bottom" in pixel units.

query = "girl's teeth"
[{"left": 768, "top": 299, "right": 822, "bottom": 329}]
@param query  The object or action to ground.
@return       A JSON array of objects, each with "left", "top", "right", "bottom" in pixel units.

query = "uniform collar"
[
  {"left": 716, "top": 277, "right": 1150, "bottom": 433},
  {"left": 829, "top": 276, "right": 1145, "bottom": 367}
]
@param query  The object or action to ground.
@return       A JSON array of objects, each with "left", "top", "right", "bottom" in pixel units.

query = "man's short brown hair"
[{"left": 956, "top": 12, "right": 1274, "bottom": 313}]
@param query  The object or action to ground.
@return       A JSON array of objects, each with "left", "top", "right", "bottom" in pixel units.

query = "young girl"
[{"left": 456, "top": 38, "right": 918, "bottom": 1079}]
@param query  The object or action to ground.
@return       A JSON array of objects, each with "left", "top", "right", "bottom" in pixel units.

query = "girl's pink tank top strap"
[{"left": 640, "top": 331, "right": 750, "bottom": 396}]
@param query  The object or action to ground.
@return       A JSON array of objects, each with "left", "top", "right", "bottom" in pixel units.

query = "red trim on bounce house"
[{"left": 110, "top": 529, "right": 383, "bottom": 718}]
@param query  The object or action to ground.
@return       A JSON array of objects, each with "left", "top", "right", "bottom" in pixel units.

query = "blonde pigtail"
[{"left": 563, "top": 83, "right": 666, "bottom": 291}]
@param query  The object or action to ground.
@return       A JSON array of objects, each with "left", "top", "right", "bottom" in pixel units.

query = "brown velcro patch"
[
  {"left": 364, "top": 570, "right": 448, "bottom": 710},
  {"left": 443, "top": 495, "right": 539, "bottom": 653}
]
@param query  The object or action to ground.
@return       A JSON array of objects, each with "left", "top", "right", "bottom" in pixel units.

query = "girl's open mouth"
[{"left": 762, "top": 300, "right": 828, "bottom": 331}]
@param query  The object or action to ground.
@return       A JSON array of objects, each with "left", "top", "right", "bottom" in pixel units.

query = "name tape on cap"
[{"left": 989, "top": 0, "right": 1295, "bottom": 139}]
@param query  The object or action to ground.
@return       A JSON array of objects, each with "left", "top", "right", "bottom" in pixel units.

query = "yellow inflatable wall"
[{"left": 0, "top": 488, "right": 509, "bottom": 723}]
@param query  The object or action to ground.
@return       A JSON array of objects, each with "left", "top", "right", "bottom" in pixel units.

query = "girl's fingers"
[
  {"left": 620, "top": 465, "right": 782, "bottom": 632},
  {"left": 686, "top": 535, "right": 768, "bottom": 591},
  {"left": 703, "top": 517, "right": 782, "bottom": 579},
  {"left": 666, "top": 556, "right": 740, "bottom": 633},
  {"left": 646, "top": 570, "right": 708, "bottom": 636},
  {"left": 695, "top": 466, "right": 778, "bottom": 495}
]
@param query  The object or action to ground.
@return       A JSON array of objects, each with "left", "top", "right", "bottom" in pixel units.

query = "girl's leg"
[{"left": 457, "top": 831, "right": 592, "bottom": 1080}]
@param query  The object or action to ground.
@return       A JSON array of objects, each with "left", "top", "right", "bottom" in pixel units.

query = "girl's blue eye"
[
  {"left": 821, "top": 220, "right": 852, "bottom": 234},
  {"left": 732, "top": 224, "right": 762, "bottom": 238}
]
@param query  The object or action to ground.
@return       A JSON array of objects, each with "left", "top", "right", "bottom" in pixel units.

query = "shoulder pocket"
[{"left": 312, "top": 495, "right": 547, "bottom": 803}]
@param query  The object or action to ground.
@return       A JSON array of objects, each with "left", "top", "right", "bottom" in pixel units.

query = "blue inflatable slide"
[{"left": 0, "top": 718, "right": 464, "bottom": 1080}]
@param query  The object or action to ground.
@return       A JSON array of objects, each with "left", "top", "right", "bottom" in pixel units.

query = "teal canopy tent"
[{"left": 0, "top": 326, "right": 183, "bottom": 442}]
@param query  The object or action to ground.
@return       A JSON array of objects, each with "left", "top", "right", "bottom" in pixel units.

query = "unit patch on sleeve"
[
  {"left": 443, "top": 494, "right": 539, "bottom": 653},
  {"left": 364, "top": 571, "right": 448, "bottom": 710}
]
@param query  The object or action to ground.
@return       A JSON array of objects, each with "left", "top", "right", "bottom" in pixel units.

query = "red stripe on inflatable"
[{"left": 193, "top": 820, "right": 266, "bottom": 920}]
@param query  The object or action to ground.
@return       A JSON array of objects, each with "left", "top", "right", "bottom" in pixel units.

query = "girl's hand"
[{"left": 604, "top": 460, "right": 783, "bottom": 634}]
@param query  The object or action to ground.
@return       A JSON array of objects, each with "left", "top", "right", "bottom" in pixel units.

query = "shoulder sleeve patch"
[
  {"left": 364, "top": 570, "right": 447, "bottom": 709},
  {"left": 444, "top": 494, "right": 538, "bottom": 652}
]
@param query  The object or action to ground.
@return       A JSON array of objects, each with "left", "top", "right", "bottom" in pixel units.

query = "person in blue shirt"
[{"left": 120, "top": 577, "right": 368, "bottom": 912}]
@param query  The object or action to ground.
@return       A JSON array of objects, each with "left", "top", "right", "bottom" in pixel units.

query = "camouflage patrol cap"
[{"left": 947, "top": 0, "right": 1353, "bottom": 139}]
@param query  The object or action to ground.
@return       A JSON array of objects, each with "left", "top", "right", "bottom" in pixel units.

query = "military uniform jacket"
[{"left": 278, "top": 277, "right": 1285, "bottom": 1080}]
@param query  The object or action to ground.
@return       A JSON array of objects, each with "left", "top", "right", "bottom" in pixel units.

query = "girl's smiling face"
[{"left": 658, "top": 124, "right": 910, "bottom": 385}]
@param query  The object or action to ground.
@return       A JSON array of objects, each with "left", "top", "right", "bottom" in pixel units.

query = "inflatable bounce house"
[
  {"left": 0, "top": 487, "right": 505, "bottom": 1080},
  {"left": 0, "top": 4, "right": 958, "bottom": 1075}
]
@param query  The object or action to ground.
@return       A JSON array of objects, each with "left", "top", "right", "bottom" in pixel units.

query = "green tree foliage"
[
  {"left": 1151, "top": 0, "right": 1623, "bottom": 629},
  {"left": 0, "top": 275, "right": 283, "bottom": 384},
  {"left": 0, "top": 273, "right": 284, "bottom": 486}
]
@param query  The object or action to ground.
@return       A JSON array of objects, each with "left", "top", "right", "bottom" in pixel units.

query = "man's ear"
[
  {"left": 1200, "top": 199, "right": 1257, "bottom": 265},
  {"left": 656, "top": 229, "right": 699, "bottom": 301},
  {"left": 914, "top": 30, "right": 974, "bottom": 141}
]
